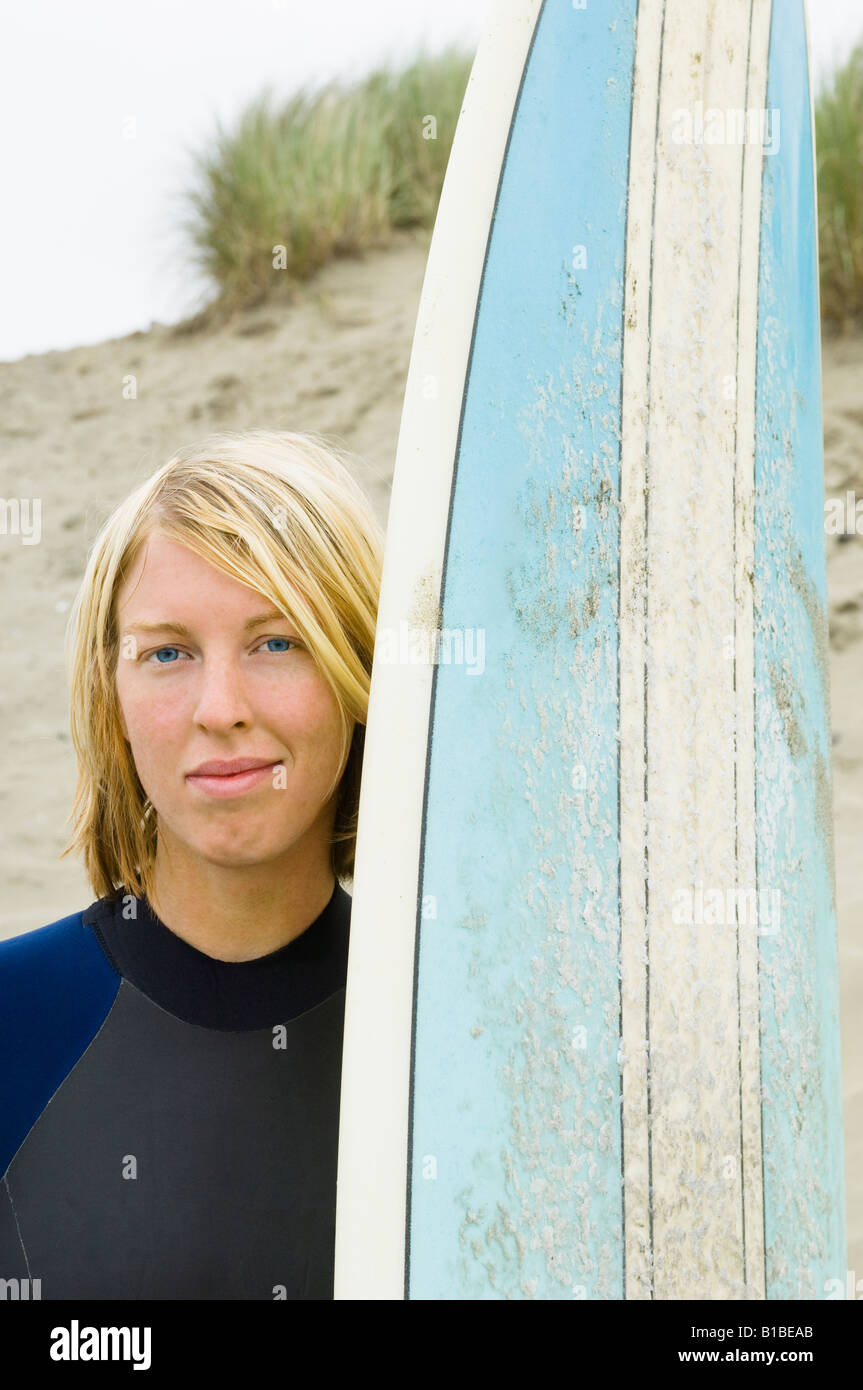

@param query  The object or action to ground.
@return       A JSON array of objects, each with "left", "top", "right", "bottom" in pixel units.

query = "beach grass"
[
  {"left": 181, "top": 39, "right": 863, "bottom": 331},
  {"left": 181, "top": 46, "right": 473, "bottom": 321},
  {"left": 815, "top": 40, "right": 863, "bottom": 332}
]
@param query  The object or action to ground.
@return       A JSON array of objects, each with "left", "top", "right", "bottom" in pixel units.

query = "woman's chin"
[{"left": 185, "top": 836, "right": 292, "bottom": 871}]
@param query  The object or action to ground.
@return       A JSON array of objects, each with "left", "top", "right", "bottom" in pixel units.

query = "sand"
[{"left": 1, "top": 228, "right": 860, "bottom": 1283}]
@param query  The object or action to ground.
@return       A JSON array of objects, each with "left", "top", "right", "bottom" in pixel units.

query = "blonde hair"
[{"left": 62, "top": 428, "right": 384, "bottom": 902}]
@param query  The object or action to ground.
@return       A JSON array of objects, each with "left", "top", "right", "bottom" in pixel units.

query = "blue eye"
[{"left": 142, "top": 638, "right": 296, "bottom": 664}]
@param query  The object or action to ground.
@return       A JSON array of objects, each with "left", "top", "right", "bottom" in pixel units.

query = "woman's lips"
[{"left": 185, "top": 761, "right": 283, "bottom": 798}]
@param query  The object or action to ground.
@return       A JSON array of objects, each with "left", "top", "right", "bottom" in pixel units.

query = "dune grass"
[
  {"left": 181, "top": 46, "right": 473, "bottom": 320},
  {"left": 815, "top": 40, "right": 863, "bottom": 332},
  {"left": 181, "top": 40, "right": 863, "bottom": 331}
]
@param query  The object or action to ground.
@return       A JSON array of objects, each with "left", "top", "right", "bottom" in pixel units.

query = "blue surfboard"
[{"left": 336, "top": 0, "right": 845, "bottom": 1300}]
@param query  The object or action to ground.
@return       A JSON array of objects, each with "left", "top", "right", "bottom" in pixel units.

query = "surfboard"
[{"left": 335, "top": 0, "right": 846, "bottom": 1299}]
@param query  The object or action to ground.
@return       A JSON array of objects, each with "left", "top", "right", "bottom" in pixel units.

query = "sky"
[{"left": 0, "top": 0, "right": 859, "bottom": 364}]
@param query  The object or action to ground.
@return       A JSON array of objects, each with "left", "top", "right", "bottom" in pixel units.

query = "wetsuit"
[{"left": 0, "top": 882, "right": 351, "bottom": 1300}]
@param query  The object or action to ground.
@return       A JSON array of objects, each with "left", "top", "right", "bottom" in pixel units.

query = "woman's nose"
[{"left": 191, "top": 660, "right": 255, "bottom": 730}]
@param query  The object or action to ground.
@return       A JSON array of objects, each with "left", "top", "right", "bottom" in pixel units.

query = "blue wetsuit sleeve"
[{"left": 0, "top": 914, "right": 120, "bottom": 1179}]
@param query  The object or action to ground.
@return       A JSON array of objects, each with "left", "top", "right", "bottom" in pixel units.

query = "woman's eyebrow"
[{"left": 123, "top": 610, "right": 289, "bottom": 636}]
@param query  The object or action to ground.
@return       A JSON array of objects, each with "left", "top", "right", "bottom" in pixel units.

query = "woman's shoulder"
[
  {"left": 0, "top": 904, "right": 120, "bottom": 983},
  {"left": 0, "top": 904, "right": 122, "bottom": 1178}
]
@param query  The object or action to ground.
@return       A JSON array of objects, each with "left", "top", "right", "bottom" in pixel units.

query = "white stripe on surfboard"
[
  {"left": 618, "top": 0, "right": 771, "bottom": 1299},
  {"left": 333, "top": 0, "right": 546, "bottom": 1300}
]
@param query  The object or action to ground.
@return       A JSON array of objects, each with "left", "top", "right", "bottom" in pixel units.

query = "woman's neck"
[{"left": 147, "top": 843, "right": 337, "bottom": 962}]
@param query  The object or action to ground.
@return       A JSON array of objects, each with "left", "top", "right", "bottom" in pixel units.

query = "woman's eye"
[
  {"left": 146, "top": 646, "right": 184, "bottom": 664},
  {"left": 142, "top": 638, "right": 297, "bottom": 663}
]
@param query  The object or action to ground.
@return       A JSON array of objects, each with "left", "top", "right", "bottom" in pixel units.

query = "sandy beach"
[{"left": 1, "top": 228, "right": 860, "bottom": 1282}]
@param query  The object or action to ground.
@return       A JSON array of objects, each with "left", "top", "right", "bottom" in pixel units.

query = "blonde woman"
[{"left": 0, "top": 429, "right": 383, "bottom": 1300}]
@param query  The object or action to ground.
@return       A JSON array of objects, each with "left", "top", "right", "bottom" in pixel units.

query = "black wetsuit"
[{"left": 0, "top": 882, "right": 351, "bottom": 1300}]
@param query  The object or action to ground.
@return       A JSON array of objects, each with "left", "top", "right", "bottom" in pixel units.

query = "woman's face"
[{"left": 113, "top": 531, "right": 348, "bottom": 879}]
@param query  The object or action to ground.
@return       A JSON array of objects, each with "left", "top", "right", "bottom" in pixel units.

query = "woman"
[{"left": 0, "top": 428, "right": 383, "bottom": 1300}]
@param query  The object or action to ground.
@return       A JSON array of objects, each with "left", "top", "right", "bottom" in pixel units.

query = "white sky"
[{"left": 0, "top": 0, "right": 859, "bottom": 363}]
